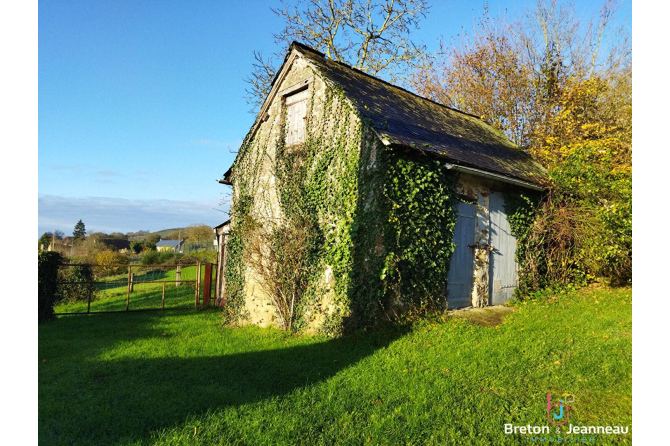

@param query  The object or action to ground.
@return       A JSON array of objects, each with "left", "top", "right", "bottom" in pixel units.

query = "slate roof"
[
  {"left": 213, "top": 219, "right": 231, "bottom": 230},
  {"left": 156, "top": 239, "right": 184, "bottom": 248},
  {"left": 291, "top": 42, "right": 548, "bottom": 185},
  {"left": 100, "top": 239, "right": 131, "bottom": 251}
]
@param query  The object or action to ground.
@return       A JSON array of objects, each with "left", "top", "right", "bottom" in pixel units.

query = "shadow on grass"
[{"left": 39, "top": 312, "right": 409, "bottom": 445}]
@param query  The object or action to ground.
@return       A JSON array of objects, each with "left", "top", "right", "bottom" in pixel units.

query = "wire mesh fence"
[
  {"left": 53, "top": 262, "right": 216, "bottom": 315},
  {"left": 183, "top": 241, "right": 217, "bottom": 253}
]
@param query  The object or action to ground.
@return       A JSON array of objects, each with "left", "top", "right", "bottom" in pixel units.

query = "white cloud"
[{"left": 38, "top": 194, "right": 230, "bottom": 236}]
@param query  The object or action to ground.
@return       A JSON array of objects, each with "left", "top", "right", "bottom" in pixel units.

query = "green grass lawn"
[
  {"left": 54, "top": 265, "right": 211, "bottom": 313},
  {"left": 38, "top": 286, "right": 632, "bottom": 445}
]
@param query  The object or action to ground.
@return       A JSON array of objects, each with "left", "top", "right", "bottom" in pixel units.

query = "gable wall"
[{"left": 229, "top": 53, "right": 365, "bottom": 332}]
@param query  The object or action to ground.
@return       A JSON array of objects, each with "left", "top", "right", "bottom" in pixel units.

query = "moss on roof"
[{"left": 292, "top": 42, "right": 548, "bottom": 185}]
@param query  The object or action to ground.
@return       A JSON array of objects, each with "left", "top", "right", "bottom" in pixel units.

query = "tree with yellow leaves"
[{"left": 411, "top": 0, "right": 631, "bottom": 289}]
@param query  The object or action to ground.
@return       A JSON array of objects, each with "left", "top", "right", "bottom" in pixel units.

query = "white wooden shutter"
[{"left": 285, "top": 89, "right": 309, "bottom": 145}]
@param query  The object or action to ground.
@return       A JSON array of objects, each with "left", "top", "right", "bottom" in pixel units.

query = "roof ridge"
[{"left": 290, "top": 41, "right": 488, "bottom": 125}]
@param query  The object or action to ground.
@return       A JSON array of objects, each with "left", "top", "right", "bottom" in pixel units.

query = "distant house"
[
  {"left": 99, "top": 238, "right": 131, "bottom": 253},
  {"left": 156, "top": 239, "right": 184, "bottom": 253},
  {"left": 47, "top": 238, "right": 73, "bottom": 256}
]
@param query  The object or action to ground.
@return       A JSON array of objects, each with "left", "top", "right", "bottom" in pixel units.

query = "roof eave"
[
  {"left": 443, "top": 162, "right": 546, "bottom": 191},
  {"left": 385, "top": 142, "right": 546, "bottom": 190},
  {"left": 213, "top": 219, "right": 231, "bottom": 230},
  {"left": 217, "top": 167, "right": 233, "bottom": 185}
]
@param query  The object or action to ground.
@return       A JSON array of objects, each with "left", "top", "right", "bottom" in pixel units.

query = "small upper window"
[{"left": 285, "top": 89, "right": 309, "bottom": 146}]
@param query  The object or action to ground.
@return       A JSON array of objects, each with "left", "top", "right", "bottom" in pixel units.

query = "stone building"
[{"left": 217, "top": 42, "right": 547, "bottom": 333}]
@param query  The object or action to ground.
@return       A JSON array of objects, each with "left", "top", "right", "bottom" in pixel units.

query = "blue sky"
[{"left": 37, "top": 0, "right": 632, "bottom": 237}]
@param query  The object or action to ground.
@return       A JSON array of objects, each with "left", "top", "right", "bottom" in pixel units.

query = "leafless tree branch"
[{"left": 244, "top": 0, "right": 429, "bottom": 112}]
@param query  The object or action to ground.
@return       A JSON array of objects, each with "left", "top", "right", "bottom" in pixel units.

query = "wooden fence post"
[
  {"left": 87, "top": 287, "right": 92, "bottom": 314},
  {"left": 129, "top": 272, "right": 135, "bottom": 293},
  {"left": 126, "top": 265, "right": 131, "bottom": 311},
  {"left": 195, "top": 262, "right": 201, "bottom": 307},
  {"left": 175, "top": 265, "right": 181, "bottom": 287}
]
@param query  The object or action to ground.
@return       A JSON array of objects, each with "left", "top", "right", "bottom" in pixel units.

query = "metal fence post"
[{"left": 203, "top": 263, "right": 212, "bottom": 306}]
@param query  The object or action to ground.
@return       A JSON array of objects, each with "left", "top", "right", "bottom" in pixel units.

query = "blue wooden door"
[
  {"left": 446, "top": 201, "right": 476, "bottom": 309},
  {"left": 489, "top": 191, "right": 518, "bottom": 305}
]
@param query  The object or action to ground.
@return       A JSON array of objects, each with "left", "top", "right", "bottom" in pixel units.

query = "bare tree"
[
  {"left": 410, "top": 0, "right": 631, "bottom": 149},
  {"left": 245, "top": 50, "right": 280, "bottom": 113},
  {"left": 510, "top": 0, "right": 630, "bottom": 83},
  {"left": 243, "top": 217, "right": 313, "bottom": 330},
  {"left": 245, "top": 0, "right": 429, "bottom": 111},
  {"left": 186, "top": 224, "right": 215, "bottom": 243}
]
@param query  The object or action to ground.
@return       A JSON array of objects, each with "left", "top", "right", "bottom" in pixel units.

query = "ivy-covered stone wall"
[
  {"left": 224, "top": 55, "right": 365, "bottom": 334},
  {"left": 349, "top": 143, "right": 460, "bottom": 328},
  {"left": 224, "top": 54, "right": 464, "bottom": 335}
]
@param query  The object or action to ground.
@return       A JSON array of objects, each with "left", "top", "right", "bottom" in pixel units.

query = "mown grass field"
[
  {"left": 54, "top": 265, "right": 209, "bottom": 313},
  {"left": 38, "top": 286, "right": 632, "bottom": 445}
]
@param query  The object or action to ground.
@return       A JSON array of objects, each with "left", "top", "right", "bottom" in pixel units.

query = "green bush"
[
  {"left": 140, "top": 250, "right": 160, "bottom": 265},
  {"left": 158, "top": 252, "right": 179, "bottom": 265},
  {"left": 59, "top": 264, "right": 97, "bottom": 303},
  {"left": 183, "top": 250, "right": 217, "bottom": 263},
  {"left": 510, "top": 142, "right": 632, "bottom": 297},
  {"left": 95, "top": 249, "right": 129, "bottom": 276},
  {"left": 129, "top": 241, "right": 144, "bottom": 254},
  {"left": 38, "top": 251, "right": 62, "bottom": 322},
  {"left": 140, "top": 250, "right": 202, "bottom": 266}
]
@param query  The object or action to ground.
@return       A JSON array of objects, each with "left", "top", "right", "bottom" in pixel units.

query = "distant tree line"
[{"left": 38, "top": 220, "right": 217, "bottom": 266}]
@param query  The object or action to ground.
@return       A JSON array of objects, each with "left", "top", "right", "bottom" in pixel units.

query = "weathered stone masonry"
[{"left": 218, "top": 42, "right": 548, "bottom": 332}]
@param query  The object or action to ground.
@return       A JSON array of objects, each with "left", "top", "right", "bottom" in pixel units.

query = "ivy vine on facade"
[{"left": 215, "top": 42, "right": 548, "bottom": 335}]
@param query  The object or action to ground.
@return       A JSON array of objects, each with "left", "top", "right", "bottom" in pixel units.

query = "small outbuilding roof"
[
  {"left": 156, "top": 239, "right": 184, "bottom": 248},
  {"left": 294, "top": 42, "right": 547, "bottom": 185},
  {"left": 213, "top": 219, "right": 231, "bottom": 230},
  {"left": 222, "top": 42, "right": 548, "bottom": 187}
]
